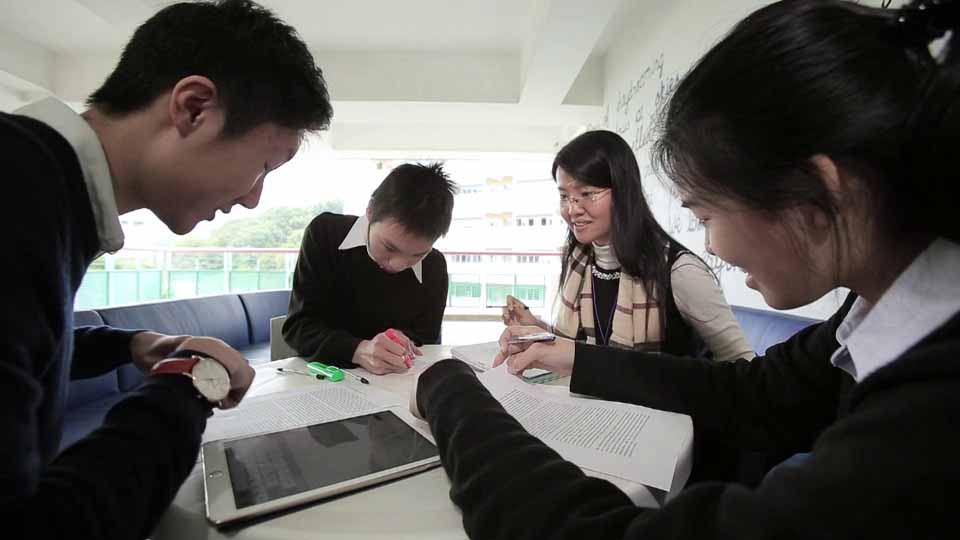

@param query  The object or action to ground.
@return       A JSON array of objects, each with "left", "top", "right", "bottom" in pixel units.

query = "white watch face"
[{"left": 192, "top": 357, "right": 231, "bottom": 402}]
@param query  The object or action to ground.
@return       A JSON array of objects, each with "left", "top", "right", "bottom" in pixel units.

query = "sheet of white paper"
[
  {"left": 451, "top": 341, "right": 553, "bottom": 379},
  {"left": 588, "top": 469, "right": 661, "bottom": 508},
  {"left": 477, "top": 364, "right": 692, "bottom": 491},
  {"left": 450, "top": 341, "right": 500, "bottom": 370},
  {"left": 202, "top": 383, "right": 401, "bottom": 444}
]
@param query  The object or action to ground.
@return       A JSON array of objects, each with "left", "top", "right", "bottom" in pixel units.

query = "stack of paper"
[
  {"left": 450, "top": 341, "right": 501, "bottom": 371},
  {"left": 451, "top": 341, "right": 559, "bottom": 382}
]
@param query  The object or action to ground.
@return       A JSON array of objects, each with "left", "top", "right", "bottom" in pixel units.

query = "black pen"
[
  {"left": 276, "top": 367, "right": 325, "bottom": 380},
  {"left": 343, "top": 369, "right": 370, "bottom": 385}
]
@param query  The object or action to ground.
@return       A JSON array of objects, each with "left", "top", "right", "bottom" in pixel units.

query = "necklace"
[
  {"left": 591, "top": 273, "right": 618, "bottom": 346},
  {"left": 591, "top": 265, "right": 621, "bottom": 280}
]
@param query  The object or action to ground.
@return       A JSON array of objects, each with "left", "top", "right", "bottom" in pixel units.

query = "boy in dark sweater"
[
  {"left": 283, "top": 163, "right": 456, "bottom": 374},
  {"left": 0, "top": 1, "right": 332, "bottom": 539}
]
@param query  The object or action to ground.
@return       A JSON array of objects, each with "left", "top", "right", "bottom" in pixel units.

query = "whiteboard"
[{"left": 598, "top": 0, "right": 876, "bottom": 320}]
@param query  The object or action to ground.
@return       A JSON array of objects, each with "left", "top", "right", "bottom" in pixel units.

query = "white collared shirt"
[
  {"left": 338, "top": 214, "right": 423, "bottom": 283},
  {"left": 15, "top": 98, "right": 124, "bottom": 254},
  {"left": 830, "top": 238, "right": 960, "bottom": 381}
]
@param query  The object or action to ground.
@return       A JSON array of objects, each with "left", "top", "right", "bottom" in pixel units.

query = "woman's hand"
[
  {"left": 492, "top": 325, "right": 576, "bottom": 376},
  {"left": 410, "top": 359, "right": 478, "bottom": 420},
  {"left": 501, "top": 295, "right": 544, "bottom": 328}
]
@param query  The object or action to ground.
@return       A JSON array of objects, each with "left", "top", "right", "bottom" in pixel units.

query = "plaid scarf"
[{"left": 554, "top": 245, "right": 662, "bottom": 351}]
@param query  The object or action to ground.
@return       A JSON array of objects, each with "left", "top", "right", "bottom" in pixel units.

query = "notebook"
[{"left": 450, "top": 341, "right": 563, "bottom": 383}]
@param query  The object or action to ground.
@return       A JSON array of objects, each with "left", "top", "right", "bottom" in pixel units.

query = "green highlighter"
[{"left": 306, "top": 361, "right": 345, "bottom": 382}]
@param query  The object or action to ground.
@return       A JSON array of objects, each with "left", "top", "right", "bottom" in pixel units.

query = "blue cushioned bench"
[
  {"left": 730, "top": 305, "right": 821, "bottom": 355},
  {"left": 64, "top": 289, "right": 290, "bottom": 449}
]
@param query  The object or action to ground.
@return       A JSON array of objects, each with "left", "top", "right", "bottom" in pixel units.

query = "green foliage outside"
[
  {"left": 78, "top": 201, "right": 344, "bottom": 308},
  {"left": 175, "top": 201, "right": 343, "bottom": 270}
]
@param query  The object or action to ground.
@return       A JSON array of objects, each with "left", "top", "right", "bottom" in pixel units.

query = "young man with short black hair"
[
  {"left": 283, "top": 163, "right": 457, "bottom": 375},
  {"left": 0, "top": 1, "right": 332, "bottom": 537}
]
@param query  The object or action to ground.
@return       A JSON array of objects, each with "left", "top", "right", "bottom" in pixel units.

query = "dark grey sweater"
[
  {"left": 283, "top": 212, "right": 448, "bottom": 367},
  {"left": 0, "top": 112, "right": 210, "bottom": 540}
]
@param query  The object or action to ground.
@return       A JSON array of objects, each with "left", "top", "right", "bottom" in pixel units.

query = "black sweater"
[
  {"left": 0, "top": 112, "right": 210, "bottom": 539},
  {"left": 283, "top": 212, "right": 448, "bottom": 367},
  {"left": 417, "top": 294, "right": 960, "bottom": 539}
]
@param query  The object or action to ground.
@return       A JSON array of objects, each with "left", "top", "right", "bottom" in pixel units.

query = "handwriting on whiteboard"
[
  {"left": 666, "top": 212, "right": 703, "bottom": 236},
  {"left": 611, "top": 53, "right": 682, "bottom": 154}
]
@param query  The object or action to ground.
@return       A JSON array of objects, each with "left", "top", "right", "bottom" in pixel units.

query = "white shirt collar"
[
  {"left": 338, "top": 214, "right": 423, "bottom": 283},
  {"left": 831, "top": 238, "right": 960, "bottom": 381},
  {"left": 15, "top": 98, "right": 124, "bottom": 254}
]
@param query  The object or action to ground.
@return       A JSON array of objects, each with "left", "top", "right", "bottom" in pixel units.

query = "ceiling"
[
  {"left": 1, "top": 0, "right": 549, "bottom": 55},
  {"left": 0, "top": 0, "right": 635, "bottom": 151}
]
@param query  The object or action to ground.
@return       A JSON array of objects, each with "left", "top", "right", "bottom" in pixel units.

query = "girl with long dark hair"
[
  {"left": 413, "top": 0, "right": 960, "bottom": 538},
  {"left": 503, "top": 129, "right": 753, "bottom": 361}
]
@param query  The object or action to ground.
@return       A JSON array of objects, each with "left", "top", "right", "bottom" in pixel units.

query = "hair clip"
[{"left": 897, "top": 0, "right": 958, "bottom": 45}]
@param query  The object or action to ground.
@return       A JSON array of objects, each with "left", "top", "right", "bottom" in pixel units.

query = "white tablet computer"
[{"left": 202, "top": 410, "right": 441, "bottom": 525}]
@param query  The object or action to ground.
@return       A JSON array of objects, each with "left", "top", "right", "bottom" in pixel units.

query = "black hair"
[
  {"left": 554, "top": 130, "right": 701, "bottom": 338},
  {"left": 87, "top": 0, "right": 333, "bottom": 137},
  {"left": 368, "top": 163, "right": 458, "bottom": 240},
  {"left": 653, "top": 0, "right": 960, "bottom": 245}
]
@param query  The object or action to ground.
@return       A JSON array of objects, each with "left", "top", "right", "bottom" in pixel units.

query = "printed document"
[
  {"left": 478, "top": 364, "right": 692, "bottom": 491},
  {"left": 202, "top": 383, "right": 401, "bottom": 444}
]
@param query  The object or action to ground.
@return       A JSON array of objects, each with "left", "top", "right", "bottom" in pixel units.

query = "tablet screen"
[{"left": 222, "top": 411, "right": 438, "bottom": 509}]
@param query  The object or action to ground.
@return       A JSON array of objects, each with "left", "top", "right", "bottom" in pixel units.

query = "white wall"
[
  {"left": 0, "top": 84, "right": 27, "bottom": 112},
  {"left": 601, "top": 0, "right": 890, "bottom": 319},
  {"left": 0, "top": 30, "right": 54, "bottom": 95}
]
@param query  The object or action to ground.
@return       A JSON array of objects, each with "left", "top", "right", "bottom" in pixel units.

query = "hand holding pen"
[
  {"left": 351, "top": 331, "right": 419, "bottom": 375},
  {"left": 501, "top": 295, "right": 543, "bottom": 328},
  {"left": 492, "top": 325, "right": 575, "bottom": 376},
  {"left": 385, "top": 328, "right": 421, "bottom": 368}
]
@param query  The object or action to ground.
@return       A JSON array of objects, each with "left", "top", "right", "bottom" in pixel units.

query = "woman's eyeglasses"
[{"left": 559, "top": 189, "right": 611, "bottom": 209}]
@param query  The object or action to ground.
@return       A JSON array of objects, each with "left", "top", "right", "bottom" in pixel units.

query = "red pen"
[{"left": 385, "top": 328, "right": 413, "bottom": 368}]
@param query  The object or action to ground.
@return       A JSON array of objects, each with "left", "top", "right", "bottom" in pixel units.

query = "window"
[
  {"left": 516, "top": 285, "right": 545, "bottom": 303},
  {"left": 75, "top": 147, "right": 562, "bottom": 314},
  {"left": 449, "top": 281, "right": 481, "bottom": 298}
]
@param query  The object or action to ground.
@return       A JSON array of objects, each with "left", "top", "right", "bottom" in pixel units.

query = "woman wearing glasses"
[{"left": 503, "top": 129, "right": 753, "bottom": 361}]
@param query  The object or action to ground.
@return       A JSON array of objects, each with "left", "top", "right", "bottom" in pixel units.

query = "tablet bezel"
[{"left": 201, "top": 410, "right": 441, "bottom": 526}]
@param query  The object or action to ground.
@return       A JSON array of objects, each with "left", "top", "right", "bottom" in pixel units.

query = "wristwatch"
[{"left": 151, "top": 354, "right": 231, "bottom": 403}]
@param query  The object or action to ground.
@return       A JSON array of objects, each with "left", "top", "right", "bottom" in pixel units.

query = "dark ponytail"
[
  {"left": 900, "top": 0, "right": 960, "bottom": 243},
  {"left": 653, "top": 0, "right": 960, "bottom": 245}
]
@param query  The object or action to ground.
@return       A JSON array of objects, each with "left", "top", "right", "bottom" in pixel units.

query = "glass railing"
[
  {"left": 76, "top": 248, "right": 298, "bottom": 310},
  {"left": 76, "top": 248, "right": 565, "bottom": 315}
]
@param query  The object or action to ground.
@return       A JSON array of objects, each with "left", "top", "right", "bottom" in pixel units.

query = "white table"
[
  {"left": 151, "top": 345, "right": 665, "bottom": 539},
  {"left": 152, "top": 345, "right": 466, "bottom": 539}
]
